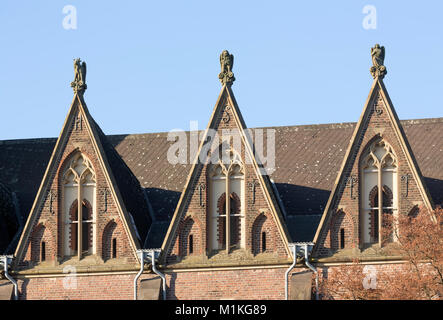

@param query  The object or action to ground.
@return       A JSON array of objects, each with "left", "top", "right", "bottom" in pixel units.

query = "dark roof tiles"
[{"left": 1, "top": 117, "right": 442, "bottom": 249}]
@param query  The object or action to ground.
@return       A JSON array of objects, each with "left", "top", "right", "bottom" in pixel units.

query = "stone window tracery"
[
  {"left": 209, "top": 148, "right": 245, "bottom": 253},
  {"left": 62, "top": 152, "right": 96, "bottom": 258},
  {"left": 360, "top": 139, "right": 398, "bottom": 246}
]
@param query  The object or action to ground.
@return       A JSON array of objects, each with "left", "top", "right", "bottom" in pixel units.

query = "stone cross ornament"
[
  {"left": 71, "top": 58, "right": 87, "bottom": 94},
  {"left": 370, "top": 44, "right": 387, "bottom": 79},
  {"left": 219, "top": 50, "right": 235, "bottom": 86}
]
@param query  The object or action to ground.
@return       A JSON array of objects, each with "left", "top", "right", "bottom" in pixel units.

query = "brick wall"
[
  {"left": 315, "top": 87, "right": 429, "bottom": 257},
  {"left": 21, "top": 104, "right": 137, "bottom": 267},
  {"left": 17, "top": 267, "right": 308, "bottom": 300},
  {"left": 166, "top": 97, "right": 288, "bottom": 263},
  {"left": 17, "top": 273, "right": 157, "bottom": 300},
  {"left": 166, "top": 267, "right": 306, "bottom": 300}
]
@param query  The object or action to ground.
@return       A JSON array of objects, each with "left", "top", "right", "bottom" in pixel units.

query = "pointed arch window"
[
  {"left": 62, "top": 153, "right": 96, "bottom": 259},
  {"left": 209, "top": 148, "right": 245, "bottom": 253},
  {"left": 361, "top": 139, "right": 398, "bottom": 246}
]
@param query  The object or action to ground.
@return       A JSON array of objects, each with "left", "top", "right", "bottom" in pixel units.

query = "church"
[{"left": 0, "top": 46, "right": 441, "bottom": 300}]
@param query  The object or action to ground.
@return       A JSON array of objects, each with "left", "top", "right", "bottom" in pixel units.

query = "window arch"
[
  {"left": 102, "top": 220, "right": 117, "bottom": 261},
  {"left": 30, "top": 223, "right": 54, "bottom": 263},
  {"left": 62, "top": 152, "right": 96, "bottom": 258},
  {"left": 360, "top": 139, "right": 398, "bottom": 246},
  {"left": 252, "top": 213, "right": 272, "bottom": 255},
  {"left": 208, "top": 148, "right": 245, "bottom": 253},
  {"left": 179, "top": 217, "right": 202, "bottom": 257},
  {"left": 330, "top": 209, "right": 355, "bottom": 251}
]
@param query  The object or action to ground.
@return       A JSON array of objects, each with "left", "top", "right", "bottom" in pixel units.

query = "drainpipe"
[
  {"left": 284, "top": 244, "right": 297, "bottom": 300},
  {"left": 285, "top": 243, "right": 318, "bottom": 300},
  {"left": 134, "top": 250, "right": 146, "bottom": 300},
  {"left": 0, "top": 255, "right": 18, "bottom": 300},
  {"left": 302, "top": 243, "right": 319, "bottom": 301},
  {"left": 134, "top": 249, "right": 166, "bottom": 300},
  {"left": 149, "top": 250, "right": 166, "bottom": 301}
]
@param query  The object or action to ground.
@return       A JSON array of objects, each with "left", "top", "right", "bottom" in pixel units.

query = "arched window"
[
  {"left": 68, "top": 199, "right": 93, "bottom": 255},
  {"left": 62, "top": 152, "right": 96, "bottom": 258},
  {"left": 361, "top": 139, "right": 398, "bottom": 246},
  {"left": 252, "top": 213, "right": 271, "bottom": 255},
  {"left": 102, "top": 221, "right": 117, "bottom": 261},
  {"left": 209, "top": 148, "right": 245, "bottom": 253}
]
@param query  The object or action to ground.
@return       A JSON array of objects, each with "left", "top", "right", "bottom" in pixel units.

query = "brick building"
[{"left": 0, "top": 47, "right": 442, "bottom": 300}]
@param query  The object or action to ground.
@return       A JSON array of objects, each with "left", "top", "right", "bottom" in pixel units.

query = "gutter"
[{"left": 0, "top": 255, "right": 18, "bottom": 300}]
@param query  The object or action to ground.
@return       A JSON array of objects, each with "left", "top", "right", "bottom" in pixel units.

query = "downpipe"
[
  {"left": 150, "top": 250, "right": 166, "bottom": 300},
  {"left": 302, "top": 244, "right": 319, "bottom": 300},
  {"left": 284, "top": 244, "right": 297, "bottom": 300},
  {"left": 1, "top": 255, "right": 18, "bottom": 300},
  {"left": 134, "top": 249, "right": 166, "bottom": 300},
  {"left": 284, "top": 243, "right": 318, "bottom": 300},
  {"left": 134, "top": 250, "right": 146, "bottom": 300}
]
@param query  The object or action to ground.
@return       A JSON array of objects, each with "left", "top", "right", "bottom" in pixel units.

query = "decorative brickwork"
[
  {"left": 102, "top": 220, "right": 117, "bottom": 261},
  {"left": 178, "top": 216, "right": 203, "bottom": 256},
  {"left": 329, "top": 210, "right": 356, "bottom": 251},
  {"left": 314, "top": 80, "right": 433, "bottom": 259},
  {"left": 30, "top": 223, "right": 55, "bottom": 263},
  {"left": 18, "top": 97, "right": 139, "bottom": 271},
  {"left": 252, "top": 212, "right": 275, "bottom": 255},
  {"left": 163, "top": 86, "right": 290, "bottom": 266}
]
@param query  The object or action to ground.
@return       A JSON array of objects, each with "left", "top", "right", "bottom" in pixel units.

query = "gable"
[
  {"left": 160, "top": 85, "right": 292, "bottom": 267},
  {"left": 1, "top": 118, "right": 442, "bottom": 254},
  {"left": 14, "top": 94, "right": 146, "bottom": 269},
  {"left": 313, "top": 78, "right": 434, "bottom": 258}
]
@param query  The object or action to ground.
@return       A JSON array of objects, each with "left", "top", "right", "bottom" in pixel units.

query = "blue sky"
[{"left": 0, "top": 1, "right": 442, "bottom": 140}]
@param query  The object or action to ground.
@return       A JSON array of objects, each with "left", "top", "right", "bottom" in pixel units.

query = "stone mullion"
[
  {"left": 77, "top": 181, "right": 83, "bottom": 260},
  {"left": 225, "top": 172, "right": 230, "bottom": 254},
  {"left": 377, "top": 165, "right": 382, "bottom": 247}
]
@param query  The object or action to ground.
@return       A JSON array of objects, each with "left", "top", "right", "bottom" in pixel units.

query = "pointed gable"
[
  {"left": 14, "top": 88, "right": 150, "bottom": 268},
  {"left": 161, "top": 72, "right": 292, "bottom": 267},
  {"left": 313, "top": 76, "right": 434, "bottom": 258}
]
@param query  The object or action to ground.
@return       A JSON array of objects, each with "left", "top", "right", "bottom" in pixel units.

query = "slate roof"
[
  {"left": 91, "top": 118, "right": 151, "bottom": 243},
  {"left": 0, "top": 180, "right": 16, "bottom": 252},
  {"left": 1, "top": 117, "right": 442, "bottom": 251}
]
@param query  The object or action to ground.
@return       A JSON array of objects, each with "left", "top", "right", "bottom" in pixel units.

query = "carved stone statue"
[
  {"left": 71, "top": 58, "right": 87, "bottom": 93},
  {"left": 370, "top": 44, "right": 387, "bottom": 79},
  {"left": 219, "top": 50, "right": 235, "bottom": 85}
]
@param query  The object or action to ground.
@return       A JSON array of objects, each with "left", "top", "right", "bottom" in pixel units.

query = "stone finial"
[
  {"left": 219, "top": 50, "right": 235, "bottom": 86},
  {"left": 370, "top": 44, "right": 387, "bottom": 79},
  {"left": 71, "top": 58, "right": 87, "bottom": 94}
]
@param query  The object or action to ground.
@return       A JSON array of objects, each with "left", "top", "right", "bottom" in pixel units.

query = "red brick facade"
[
  {"left": 166, "top": 92, "right": 289, "bottom": 264},
  {"left": 20, "top": 100, "right": 138, "bottom": 268},
  {"left": 5, "top": 71, "right": 438, "bottom": 301},
  {"left": 314, "top": 85, "right": 432, "bottom": 258}
]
